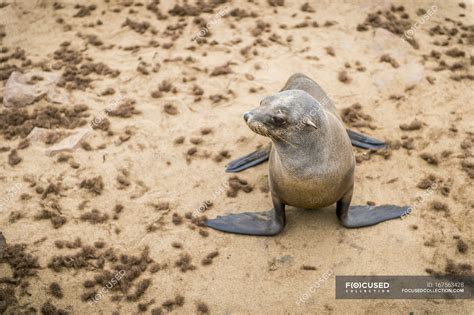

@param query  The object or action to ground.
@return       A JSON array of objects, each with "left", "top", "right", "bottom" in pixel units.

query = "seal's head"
[{"left": 244, "top": 90, "right": 325, "bottom": 144}]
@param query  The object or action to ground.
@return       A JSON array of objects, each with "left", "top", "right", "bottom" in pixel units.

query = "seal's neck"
[{"left": 271, "top": 128, "right": 329, "bottom": 167}]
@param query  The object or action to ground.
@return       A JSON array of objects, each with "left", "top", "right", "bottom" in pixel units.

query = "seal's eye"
[{"left": 272, "top": 115, "right": 286, "bottom": 126}]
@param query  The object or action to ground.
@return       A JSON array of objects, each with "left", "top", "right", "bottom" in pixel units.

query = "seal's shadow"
[{"left": 285, "top": 206, "right": 341, "bottom": 234}]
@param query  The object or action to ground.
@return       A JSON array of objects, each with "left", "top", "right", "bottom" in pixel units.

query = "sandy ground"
[{"left": 0, "top": 0, "right": 473, "bottom": 314}]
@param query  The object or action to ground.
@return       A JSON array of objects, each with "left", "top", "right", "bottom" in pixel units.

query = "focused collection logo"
[
  {"left": 344, "top": 281, "right": 390, "bottom": 293},
  {"left": 336, "top": 276, "right": 472, "bottom": 299}
]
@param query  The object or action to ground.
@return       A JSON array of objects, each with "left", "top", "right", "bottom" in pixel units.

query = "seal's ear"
[{"left": 303, "top": 117, "right": 318, "bottom": 129}]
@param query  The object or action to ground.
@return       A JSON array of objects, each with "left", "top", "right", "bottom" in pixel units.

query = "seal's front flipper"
[
  {"left": 338, "top": 203, "right": 408, "bottom": 228},
  {"left": 225, "top": 144, "right": 271, "bottom": 173},
  {"left": 346, "top": 129, "right": 386, "bottom": 150},
  {"left": 206, "top": 210, "right": 282, "bottom": 235},
  {"left": 207, "top": 199, "right": 285, "bottom": 236}
]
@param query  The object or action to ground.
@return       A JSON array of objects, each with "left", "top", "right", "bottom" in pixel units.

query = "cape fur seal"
[{"left": 206, "top": 73, "right": 408, "bottom": 236}]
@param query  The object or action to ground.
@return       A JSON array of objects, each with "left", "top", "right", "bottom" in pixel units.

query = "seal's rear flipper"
[
  {"left": 346, "top": 129, "right": 386, "bottom": 150},
  {"left": 225, "top": 145, "right": 271, "bottom": 173},
  {"left": 338, "top": 204, "right": 409, "bottom": 228}
]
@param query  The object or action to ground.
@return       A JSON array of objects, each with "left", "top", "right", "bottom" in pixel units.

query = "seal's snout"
[{"left": 244, "top": 112, "right": 252, "bottom": 122}]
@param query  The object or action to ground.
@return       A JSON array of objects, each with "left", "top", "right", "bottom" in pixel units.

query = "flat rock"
[
  {"left": 3, "top": 71, "right": 67, "bottom": 107},
  {"left": 45, "top": 128, "right": 91, "bottom": 156}
]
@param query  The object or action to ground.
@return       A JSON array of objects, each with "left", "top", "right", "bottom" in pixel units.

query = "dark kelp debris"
[
  {"left": 79, "top": 176, "right": 104, "bottom": 195},
  {"left": 175, "top": 253, "right": 196, "bottom": 272},
  {"left": 201, "top": 251, "right": 219, "bottom": 266},
  {"left": 0, "top": 242, "right": 40, "bottom": 313},
  {"left": 47, "top": 244, "right": 157, "bottom": 303}
]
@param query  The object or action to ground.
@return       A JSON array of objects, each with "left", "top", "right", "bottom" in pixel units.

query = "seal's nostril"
[{"left": 244, "top": 112, "right": 251, "bottom": 122}]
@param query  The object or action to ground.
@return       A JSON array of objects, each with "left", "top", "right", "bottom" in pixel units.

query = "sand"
[{"left": 0, "top": 0, "right": 472, "bottom": 314}]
